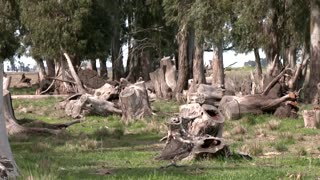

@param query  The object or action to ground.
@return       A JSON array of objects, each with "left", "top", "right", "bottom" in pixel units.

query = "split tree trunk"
[
  {"left": 0, "top": 64, "right": 19, "bottom": 178},
  {"left": 306, "top": 0, "right": 320, "bottom": 104},
  {"left": 46, "top": 59, "right": 55, "bottom": 78},
  {"left": 119, "top": 81, "right": 152, "bottom": 124}
]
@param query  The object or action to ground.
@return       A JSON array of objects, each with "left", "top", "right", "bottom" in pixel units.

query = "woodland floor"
[{"left": 7, "top": 70, "right": 320, "bottom": 180}]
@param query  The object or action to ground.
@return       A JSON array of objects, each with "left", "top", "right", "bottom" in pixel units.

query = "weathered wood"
[
  {"left": 94, "top": 83, "right": 119, "bottom": 101},
  {"left": 187, "top": 84, "right": 227, "bottom": 106},
  {"left": 63, "top": 52, "right": 86, "bottom": 93},
  {"left": 120, "top": 81, "right": 152, "bottom": 123},
  {"left": 303, "top": 110, "right": 320, "bottom": 128},
  {"left": 149, "top": 67, "right": 172, "bottom": 99},
  {"left": 64, "top": 94, "right": 122, "bottom": 118},
  {"left": 160, "top": 57, "right": 177, "bottom": 91},
  {"left": 219, "top": 93, "right": 297, "bottom": 120},
  {"left": 274, "top": 102, "right": 299, "bottom": 119}
]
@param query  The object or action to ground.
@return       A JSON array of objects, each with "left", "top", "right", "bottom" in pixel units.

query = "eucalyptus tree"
[
  {"left": 123, "top": 0, "right": 176, "bottom": 81},
  {"left": 20, "top": 0, "right": 113, "bottom": 92},
  {"left": 190, "top": 0, "right": 233, "bottom": 88},
  {"left": 0, "top": 0, "right": 20, "bottom": 177},
  {"left": 163, "top": 0, "right": 193, "bottom": 98}
]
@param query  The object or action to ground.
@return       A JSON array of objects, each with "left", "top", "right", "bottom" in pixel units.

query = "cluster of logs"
[{"left": 56, "top": 78, "right": 153, "bottom": 124}]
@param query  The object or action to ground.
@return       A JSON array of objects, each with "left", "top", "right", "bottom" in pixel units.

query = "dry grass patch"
[
  {"left": 268, "top": 120, "right": 281, "bottom": 131},
  {"left": 255, "top": 128, "right": 267, "bottom": 138},
  {"left": 231, "top": 125, "right": 247, "bottom": 135},
  {"left": 240, "top": 143, "right": 263, "bottom": 156}
]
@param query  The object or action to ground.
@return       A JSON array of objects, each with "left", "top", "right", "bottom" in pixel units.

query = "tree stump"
[
  {"left": 120, "top": 81, "right": 152, "bottom": 124},
  {"left": 149, "top": 57, "right": 176, "bottom": 100},
  {"left": 303, "top": 110, "right": 320, "bottom": 129}
]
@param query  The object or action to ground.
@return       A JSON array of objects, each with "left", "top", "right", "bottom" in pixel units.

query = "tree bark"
[
  {"left": 99, "top": 57, "right": 108, "bottom": 78},
  {"left": 46, "top": 59, "right": 55, "bottom": 78},
  {"left": 35, "top": 58, "right": 47, "bottom": 82},
  {"left": 0, "top": 64, "right": 19, "bottom": 178},
  {"left": 174, "top": 24, "right": 189, "bottom": 100},
  {"left": 111, "top": 4, "right": 124, "bottom": 81},
  {"left": 211, "top": 42, "right": 224, "bottom": 88},
  {"left": 193, "top": 39, "right": 206, "bottom": 85},
  {"left": 88, "top": 59, "right": 97, "bottom": 72},
  {"left": 254, "top": 48, "right": 263, "bottom": 79},
  {"left": 306, "top": 0, "right": 320, "bottom": 104}
]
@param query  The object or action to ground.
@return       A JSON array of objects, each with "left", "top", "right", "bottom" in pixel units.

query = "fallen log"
[
  {"left": 64, "top": 94, "right": 122, "bottom": 118},
  {"left": 219, "top": 92, "right": 297, "bottom": 120},
  {"left": 119, "top": 81, "right": 152, "bottom": 124},
  {"left": 11, "top": 95, "right": 69, "bottom": 100}
]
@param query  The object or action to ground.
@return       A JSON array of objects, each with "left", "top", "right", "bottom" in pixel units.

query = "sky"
[{"left": 6, "top": 49, "right": 265, "bottom": 71}]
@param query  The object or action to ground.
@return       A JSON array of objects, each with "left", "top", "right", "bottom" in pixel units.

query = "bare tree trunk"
[
  {"left": 188, "top": 28, "right": 195, "bottom": 80},
  {"left": 46, "top": 59, "right": 55, "bottom": 77},
  {"left": 254, "top": 48, "right": 263, "bottom": 79},
  {"left": 35, "top": 58, "right": 46, "bottom": 82},
  {"left": 88, "top": 59, "right": 97, "bottom": 72},
  {"left": 287, "top": 46, "right": 297, "bottom": 69},
  {"left": 193, "top": 38, "right": 205, "bottom": 85},
  {"left": 174, "top": 24, "right": 189, "bottom": 100},
  {"left": 0, "top": 64, "right": 19, "bottom": 178},
  {"left": 307, "top": 0, "right": 320, "bottom": 104},
  {"left": 141, "top": 50, "right": 151, "bottom": 81},
  {"left": 99, "top": 57, "right": 108, "bottom": 78},
  {"left": 211, "top": 42, "right": 224, "bottom": 88},
  {"left": 111, "top": 4, "right": 124, "bottom": 81}
]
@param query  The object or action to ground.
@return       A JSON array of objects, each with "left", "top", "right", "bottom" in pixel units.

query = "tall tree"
[{"left": 163, "top": 0, "right": 192, "bottom": 99}]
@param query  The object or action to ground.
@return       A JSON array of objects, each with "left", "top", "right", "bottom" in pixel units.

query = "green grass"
[{"left": 9, "top": 98, "right": 320, "bottom": 179}]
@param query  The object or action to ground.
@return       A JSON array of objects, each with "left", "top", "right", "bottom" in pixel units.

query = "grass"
[{"left": 7, "top": 98, "right": 320, "bottom": 179}]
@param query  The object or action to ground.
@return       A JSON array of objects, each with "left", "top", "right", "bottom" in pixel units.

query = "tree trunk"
[
  {"left": 141, "top": 50, "right": 151, "bottom": 81},
  {"left": 119, "top": 81, "right": 152, "bottom": 124},
  {"left": 187, "top": 28, "right": 195, "bottom": 80},
  {"left": 193, "top": 39, "right": 205, "bottom": 85},
  {"left": 88, "top": 59, "right": 97, "bottom": 72},
  {"left": 306, "top": 0, "right": 320, "bottom": 104},
  {"left": 35, "top": 58, "right": 47, "bottom": 82},
  {"left": 174, "top": 24, "right": 189, "bottom": 100},
  {"left": 63, "top": 52, "right": 86, "bottom": 94},
  {"left": 99, "top": 57, "right": 108, "bottom": 78},
  {"left": 254, "top": 48, "right": 263, "bottom": 79},
  {"left": 211, "top": 42, "right": 224, "bottom": 88},
  {"left": 54, "top": 58, "right": 74, "bottom": 94},
  {"left": 111, "top": 6, "right": 124, "bottom": 81},
  {"left": 0, "top": 64, "right": 19, "bottom": 178},
  {"left": 46, "top": 59, "right": 55, "bottom": 78}
]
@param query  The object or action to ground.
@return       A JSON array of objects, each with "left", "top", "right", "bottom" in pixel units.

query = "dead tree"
[
  {"left": 219, "top": 67, "right": 299, "bottom": 120},
  {"left": 119, "top": 80, "right": 152, "bottom": 124}
]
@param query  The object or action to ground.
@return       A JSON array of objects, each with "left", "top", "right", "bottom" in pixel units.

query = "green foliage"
[
  {"left": 0, "top": 0, "right": 20, "bottom": 61},
  {"left": 20, "top": 0, "right": 113, "bottom": 60}
]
